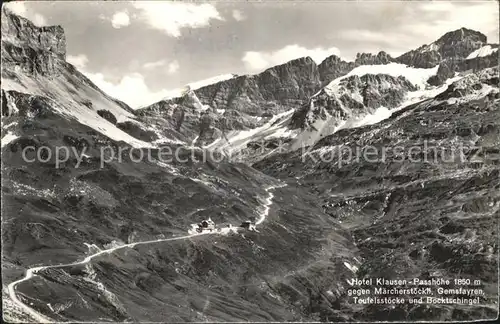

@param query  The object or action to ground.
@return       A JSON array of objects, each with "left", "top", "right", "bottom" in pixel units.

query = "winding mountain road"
[{"left": 6, "top": 183, "right": 286, "bottom": 323}]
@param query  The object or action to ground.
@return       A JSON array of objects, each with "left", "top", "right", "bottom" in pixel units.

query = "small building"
[
  {"left": 197, "top": 218, "right": 215, "bottom": 232},
  {"left": 240, "top": 220, "right": 256, "bottom": 231}
]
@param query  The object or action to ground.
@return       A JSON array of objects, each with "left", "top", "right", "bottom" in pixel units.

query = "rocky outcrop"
[
  {"left": 462, "top": 51, "right": 499, "bottom": 72},
  {"left": 1, "top": 7, "right": 66, "bottom": 76},
  {"left": 1, "top": 90, "right": 56, "bottom": 118},
  {"left": 291, "top": 74, "right": 417, "bottom": 130},
  {"left": 396, "top": 28, "right": 487, "bottom": 68},
  {"left": 435, "top": 67, "right": 499, "bottom": 101},
  {"left": 434, "top": 28, "right": 487, "bottom": 60},
  {"left": 396, "top": 47, "right": 442, "bottom": 69},
  {"left": 116, "top": 121, "right": 159, "bottom": 142},
  {"left": 427, "top": 60, "right": 456, "bottom": 86},
  {"left": 317, "top": 51, "right": 395, "bottom": 86},
  {"left": 318, "top": 55, "right": 355, "bottom": 85},
  {"left": 97, "top": 110, "right": 117, "bottom": 125},
  {"left": 354, "top": 51, "right": 395, "bottom": 66},
  {"left": 140, "top": 57, "right": 321, "bottom": 117},
  {"left": 428, "top": 48, "right": 498, "bottom": 86},
  {"left": 171, "top": 106, "right": 185, "bottom": 131},
  {"left": 191, "top": 56, "right": 321, "bottom": 115}
]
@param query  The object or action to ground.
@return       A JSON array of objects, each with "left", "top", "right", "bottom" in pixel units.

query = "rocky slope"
[
  {"left": 1, "top": 8, "right": 357, "bottom": 322},
  {"left": 395, "top": 28, "right": 487, "bottom": 68},
  {"left": 136, "top": 28, "right": 497, "bottom": 162},
  {"left": 254, "top": 67, "right": 499, "bottom": 321}
]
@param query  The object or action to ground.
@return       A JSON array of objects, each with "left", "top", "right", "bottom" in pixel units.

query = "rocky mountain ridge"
[
  {"left": 136, "top": 27, "right": 497, "bottom": 157},
  {"left": 1, "top": 8, "right": 66, "bottom": 76}
]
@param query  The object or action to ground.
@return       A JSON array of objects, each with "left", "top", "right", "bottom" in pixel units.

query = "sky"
[{"left": 5, "top": 0, "right": 499, "bottom": 108}]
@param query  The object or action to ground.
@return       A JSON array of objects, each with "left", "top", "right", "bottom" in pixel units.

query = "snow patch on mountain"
[
  {"left": 205, "top": 109, "right": 295, "bottom": 153},
  {"left": 466, "top": 45, "right": 498, "bottom": 60},
  {"left": 446, "top": 84, "right": 498, "bottom": 105},
  {"left": 290, "top": 113, "right": 346, "bottom": 151},
  {"left": 2, "top": 121, "right": 17, "bottom": 129},
  {"left": 188, "top": 74, "right": 237, "bottom": 91},
  {"left": 2, "top": 70, "right": 153, "bottom": 148},
  {"left": 404, "top": 74, "right": 463, "bottom": 105},
  {"left": 153, "top": 74, "right": 238, "bottom": 102},
  {"left": 348, "top": 74, "right": 464, "bottom": 129},
  {"left": 350, "top": 107, "right": 392, "bottom": 128},
  {"left": 185, "top": 90, "right": 209, "bottom": 111},
  {"left": 1, "top": 132, "right": 19, "bottom": 147},
  {"left": 325, "top": 63, "right": 439, "bottom": 93}
]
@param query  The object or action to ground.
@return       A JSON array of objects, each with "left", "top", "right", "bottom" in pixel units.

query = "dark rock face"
[
  {"left": 396, "top": 28, "right": 487, "bottom": 68},
  {"left": 291, "top": 74, "right": 417, "bottom": 130},
  {"left": 1, "top": 7, "right": 66, "bottom": 76},
  {"left": 1, "top": 89, "right": 8, "bottom": 116},
  {"left": 434, "top": 28, "right": 487, "bottom": 60},
  {"left": 1, "top": 8, "right": 66, "bottom": 58},
  {"left": 427, "top": 60, "right": 456, "bottom": 86},
  {"left": 2, "top": 90, "right": 56, "bottom": 118},
  {"left": 171, "top": 105, "right": 185, "bottom": 131},
  {"left": 138, "top": 57, "right": 322, "bottom": 145},
  {"left": 192, "top": 56, "right": 321, "bottom": 115},
  {"left": 196, "top": 111, "right": 219, "bottom": 145},
  {"left": 97, "top": 110, "right": 117, "bottom": 125},
  {"left": 317, "top": 51, "right": 395, "bottom": 86},
  {"left": 355, "top": 51, "right": 395, "bottom": 66},
  {"left": 142, "top": 57, "right": 321, "bottom": 120},
  {"left": 357, "top": 74, "right": 417, "bottom": 108},
  {"left": 116, "top": 121, "right": 159, "bottom": 142},
  {"left": 318, "top": 55, "right": 355, "bottom": 85},
  {"left": 428, "top": 46, "right": 498, "bottom": 86},
  {"left": 396, "top": 48, "right": 442, "bottom": 69}
]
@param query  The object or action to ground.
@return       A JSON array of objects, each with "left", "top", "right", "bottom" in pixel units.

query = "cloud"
[
  {"left": 82, "top": 71, "right": 180, "bottom": 108},
  {"left": 32, "top": 13, "right": 47, "bottom": 26},
  {"left": 143, "top": 59, "right": 167, "bottom": 69},
  {"left": 411, "top": 1, "right": 499, "bottom": 43},
  {"left": 334, "top": 1, "right": 498, "bottom": 58},
  {"left": 232, "top": 9, "right": 246, "bottom": 21},
  {"left": 336, "top": 29, "right": 416, "bottom": 57},
  {"left": 111, "top": 11, "right": 130, "bottom": 28},
  {"left": 132, "top": 2, "right": 223, "bottom": 37},
  {"left": 5, "top": 1, "right": 27, "bottom": 16},
  {"left": 65, "top": 55, "right": 178, "bottom": 108},
  {"left": 82, "top": 70, "right": 237, "bottom": 108},
  {"left": 167, "top": 60, "right": 180, "bottom": 74},
  {"left": 242, "top": 45, "right": 342, "bottom": 72},
  {"left": 67, "top": 54, "right": 89, "bottom": 69},
  {"left": 143, "top": 59, "right": 180, "bottom": 74},
  {"left": 5, "top": 1, "right": 47, "bottom": 26}
]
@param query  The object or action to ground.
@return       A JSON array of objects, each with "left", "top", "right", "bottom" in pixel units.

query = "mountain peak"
[
  {"left": 1, "top": 6, "right": 66, "bottom": 60},
  {"left": 435, "top": 27, "right": 487, "bottom": 45},
  {"left": 354, "top": 51, "right": 394, "bottom": 66},
  {"left": 264, "top": 56, "right": 317, "bottom": 73},
  {"left": 396, "top": 27, "right": 487, "bottom": 68}
]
